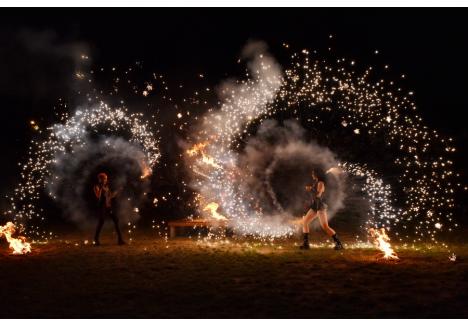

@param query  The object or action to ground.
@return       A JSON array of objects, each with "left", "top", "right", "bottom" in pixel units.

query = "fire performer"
[
  {"left": 93, "top": 172, "right": 125, "bottom": 246},
  {"left": 300, "top": 170, "right": 343, "bottom": 250}
]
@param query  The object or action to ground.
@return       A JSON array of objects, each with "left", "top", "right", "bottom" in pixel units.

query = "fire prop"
[
  {"left": 203, "top": 202, "right": 228, "bottom": 221},
  {"left": 187, "top": 142, "right": 222, "bottom": 170},
  {"left": 368, "top": 228, "right": 399, "bottom": 260},
  {"left": 0, "top": 222, "right": 32, "bottom": 255},
  {"left": 140, "top": 161, "right": 152, "bottom": 179}
]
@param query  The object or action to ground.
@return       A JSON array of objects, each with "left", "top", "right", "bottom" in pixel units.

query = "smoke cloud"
[
  {"left": 201, "top": 40, "right": 283, "bottom": 145},
  {"left": 47, "top": 136, "right": 149, "bottom": 228},
  {"left": 239, "top": 119, "right": 346, "bottom": 223}
]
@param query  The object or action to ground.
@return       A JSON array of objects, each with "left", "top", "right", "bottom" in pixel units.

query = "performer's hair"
[
  {"left": 97, "top": 172, "right": 108, "bottom": 180},
  {"left": 311, "top": 169, "right": 326, "bottom": 182}
]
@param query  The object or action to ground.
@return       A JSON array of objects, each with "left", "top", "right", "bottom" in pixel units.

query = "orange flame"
[
  {"left": 368, "top": 228, "right": 399, "bottom": 260},
  {"left": 187, "top": 142, "right": 222, "bottom": 169},
  {"left": 0, "top": 222, "right": 32, "bottom": 255},
  {"left": 140, "top": 161, "right": 152, "bottom": 179},
  {"left": 203, "top": 202, "right": 228, "bottom": 221}
]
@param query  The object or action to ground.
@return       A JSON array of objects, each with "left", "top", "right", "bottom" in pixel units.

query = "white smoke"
[
  {"left": 47, "top": 136, "right": 150, "bottom": 228},
  {"left": 239, "top": 120, "right": 346, "bottom": 221},
  {"left": 202, "top": 40, "right": 283, "bottom": 146}
]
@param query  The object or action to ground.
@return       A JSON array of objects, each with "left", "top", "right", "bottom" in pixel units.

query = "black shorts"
[{"left": 309, "top": 198, "right": 327, "bottom": 211}]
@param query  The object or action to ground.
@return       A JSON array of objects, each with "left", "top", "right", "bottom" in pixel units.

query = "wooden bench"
[
  {"left": 168, "top": 219, "right": 228, "bottom": 238},
  {"left": 168, "top": 218, "right": 304, "bottom": 238}
]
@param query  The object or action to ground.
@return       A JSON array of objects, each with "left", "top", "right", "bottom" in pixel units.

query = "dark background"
[{"left": 0, "top": 9, "right": 466, "bottom": 225}]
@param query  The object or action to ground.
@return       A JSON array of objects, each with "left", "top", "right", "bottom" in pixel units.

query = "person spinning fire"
[
  {"left": 93, "top": 172, "right": 125, "bottom": 246},
  {"left": 300, "top": 170, "right": 343, "bottom": 250}
]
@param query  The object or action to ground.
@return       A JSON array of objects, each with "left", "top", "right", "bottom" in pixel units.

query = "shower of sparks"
[
  {"left": 1, "top": 42, "right": 462, "bottom": 249},
  {"left": 340, "top": 163, "right": 401, "bottom": 231},
  {"left": 0, "top": 222, "right": 32, "bottom": 255},
  {"left": 276, "top": 51, "right": 459, "bottom": 245},
  {"left": 5, "top": 102, "right": 160, "bottom": 241},
  {"left": 185, "top": 44, "right": 461, "bottom": 244}
]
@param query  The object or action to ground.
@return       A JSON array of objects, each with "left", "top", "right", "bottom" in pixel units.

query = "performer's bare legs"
[
  {"left": 318, "top": 210, "right": 336, "bottom": 237},
  {"left": 301, "top": 208, "right": 343, "bottom": 250},
  {"left": 302, "top": 209, "right": 316, "bottom": 233}
]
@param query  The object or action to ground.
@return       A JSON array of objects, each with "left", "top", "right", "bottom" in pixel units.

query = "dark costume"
[
  {"left": 309, "top": 179, "right": 327, "bottom": 212},
  {"left": 94, "top": 184, "right": 124, "bottom": 245}
]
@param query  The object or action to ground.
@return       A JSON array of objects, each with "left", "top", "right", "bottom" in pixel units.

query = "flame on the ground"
[
  {"left": 187, "top": 142, "right": 222, "bottom": 169},
  {"left": 203, "top": 202, "right": 228, "bottom": 221},
  {"left": 368, "top": 228, "right": 399, "bottom": 260},
  {"left": 449, "top": 253, "right": 457, "bottom": 262},
  {"left": 0, "top": 222, "right": 32, "bottom": 255}
]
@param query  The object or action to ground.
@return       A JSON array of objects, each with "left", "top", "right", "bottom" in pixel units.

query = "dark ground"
[{"left": 1, "top": 232, "right": 467, "bottom": 318}]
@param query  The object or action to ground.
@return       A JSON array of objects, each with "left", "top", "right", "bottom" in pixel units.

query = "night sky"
[{"left": 0, "top": 9, "right": 467, "bottom": 221}]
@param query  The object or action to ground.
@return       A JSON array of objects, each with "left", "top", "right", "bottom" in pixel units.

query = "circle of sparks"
[{"left": 6, "top": 102, "right": 160, "bottom": 240}]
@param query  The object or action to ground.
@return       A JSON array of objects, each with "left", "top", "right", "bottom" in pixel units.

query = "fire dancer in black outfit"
[
  {"left": 300, "top": 170, "right": 343, "bottom": 250},
  {"left": 93, "top": 172, "right": 125, "bottom": 246}
]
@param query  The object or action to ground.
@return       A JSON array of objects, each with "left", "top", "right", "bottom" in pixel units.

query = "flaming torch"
[
  {"left": 140, "top": 160, "right": 152, "bottom": 180},
  {"left": 0, "top": 222, "right": 32, "bottom": 255},
  {"left": 368, "top": 228, "right": 399, "bottom": 260}
]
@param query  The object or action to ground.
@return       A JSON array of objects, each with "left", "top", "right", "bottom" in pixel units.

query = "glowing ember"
[
  {"left": 368, "top": 228, "right": 399, "bottom": 260},
  {"left": 203, "top": 202, "right": 228, "bottom": 221},
  {"left": 0, "top": 222, "right": 32, "bottom": 255}
]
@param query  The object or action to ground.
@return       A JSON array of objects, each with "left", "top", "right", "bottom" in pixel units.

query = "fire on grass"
[
  {"left": 0, "top": 222, "right": 32, "bottom": 255},
  {"left": 368, "top": 228, "right": 399, "bottom": 260}
]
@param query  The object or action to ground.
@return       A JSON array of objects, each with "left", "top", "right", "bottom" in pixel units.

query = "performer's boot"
[
  {"left": 300, "top": 233, "right": 310, "bottom": 250},
  {"left": 332, "top": 234, "right": 343, "bottom": 250}
]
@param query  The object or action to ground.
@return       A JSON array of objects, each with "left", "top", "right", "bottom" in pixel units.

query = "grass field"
[{"left": 1, "top": 233, "right": 467, "bottom": 318}]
